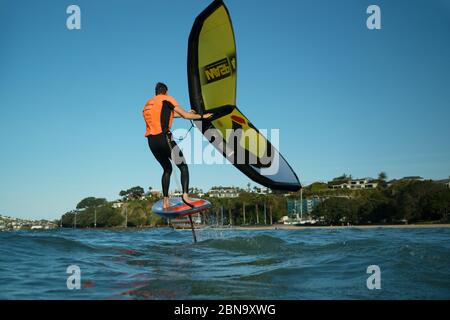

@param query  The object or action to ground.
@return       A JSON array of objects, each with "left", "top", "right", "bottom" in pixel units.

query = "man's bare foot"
[
  {"left": 163, "top": 198, "right": 170, "bottom": 210},
  {"left": 182, "top": 194, "right": 195, "bottom": 208}
]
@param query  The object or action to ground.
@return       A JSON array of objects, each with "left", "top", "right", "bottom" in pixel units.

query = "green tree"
[
  {"left": 61, "top": 211, "right": 77, "bottom": 228},
  {"left": 357, "top": 191, "right": 393, "bottom": 224},
  {"left": 119, "top": 186, "right": 145, "bottom": 201},
  {"left": 95, "top": 206, "right": 124, "bottom": 227},
  {"left": 312, "top": 197, "right": 359, "bottom": 225},
  {"left": 377, "top": 172, "right": 388, "bottom": 188},
  {"left": 76, "top": 197, "right": 108, "bottom": 210}
]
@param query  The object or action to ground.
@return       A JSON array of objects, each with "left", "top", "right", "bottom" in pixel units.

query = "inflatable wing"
[{"left": 187, "top": 0, "right": 301, "bottom": 192}]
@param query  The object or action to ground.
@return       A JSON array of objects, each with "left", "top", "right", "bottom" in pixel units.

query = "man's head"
[{"left": 155, "top": 82, "right": 168, "bottom": 95}]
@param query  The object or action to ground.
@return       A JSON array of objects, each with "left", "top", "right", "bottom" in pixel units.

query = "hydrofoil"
[{"left": 152, "top": 198, "right": 211, "bottom": 243}]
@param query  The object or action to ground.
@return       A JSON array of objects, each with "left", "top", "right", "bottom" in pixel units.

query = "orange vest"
[{"left": 143, "top": 95, "right": 179, "bottom": 136}]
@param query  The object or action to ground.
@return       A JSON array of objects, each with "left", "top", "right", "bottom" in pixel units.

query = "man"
[{"left": 143, "top": 82, "right": 212, "bottom": 209}]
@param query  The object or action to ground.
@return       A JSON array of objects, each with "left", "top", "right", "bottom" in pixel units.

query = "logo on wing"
[{"left": 203, "top": 57, "right": 235, "bottom": 84}]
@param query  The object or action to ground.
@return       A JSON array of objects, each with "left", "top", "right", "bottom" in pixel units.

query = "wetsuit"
[{"left": 143, "top": 95, "right": 189, "bottom": 197}]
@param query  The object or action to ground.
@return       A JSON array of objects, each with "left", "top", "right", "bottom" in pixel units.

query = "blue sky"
[{"left": 1, "top": 0, "right": 449, "bottom": 219}]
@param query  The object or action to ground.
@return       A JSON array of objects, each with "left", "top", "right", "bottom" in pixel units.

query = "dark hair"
[{"left": 155, "top": 82, "right": 168, "bottom": 95}]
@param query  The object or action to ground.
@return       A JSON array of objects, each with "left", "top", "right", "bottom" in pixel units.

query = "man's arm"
[
  {"left": 173, "top": 110, "right": 183, "bottom": 118},
  {"left": 173, "top": 106, "right": 213, "bottom": 120}
]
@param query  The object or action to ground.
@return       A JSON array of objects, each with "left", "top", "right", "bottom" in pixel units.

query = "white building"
[
  {"left": 112, "top": 202, "right": 124, "bottom": 209},
  {"left": 435, "top": 179, "right": 450, "bottom": 189},
  {"left": 208, "top": 187, "right": 241, "bottom": 198},
  {"left": 330, "top": 178, "right": 378, "bottom": 190},
  {"left": 170, "top": 190, "right": 183, "bottom": 197},
  {"left": 252, "top": 187, "right": 271, "bottom": 195}
]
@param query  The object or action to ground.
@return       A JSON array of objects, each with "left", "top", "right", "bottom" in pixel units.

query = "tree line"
[
  {"left": 59, "top": 188, "right": 289, "bottom": 228},
  {"left": 59, "top": 177, "right": 450, "bottom": 228},
  {"left": 311, "top": 180, "right": 450, "bottom": 225}
]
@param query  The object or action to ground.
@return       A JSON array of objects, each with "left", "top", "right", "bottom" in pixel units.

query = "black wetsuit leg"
[{"left": 147, "top": 133, "right": 189, "bottom": 197}]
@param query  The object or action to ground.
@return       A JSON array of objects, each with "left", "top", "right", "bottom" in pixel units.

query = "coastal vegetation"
[
  {"left": 59, "top": 174, "right": 450, "bottom": 229},
  {"left": 310, "top": 180, "right": 450, "bottom": 225}
]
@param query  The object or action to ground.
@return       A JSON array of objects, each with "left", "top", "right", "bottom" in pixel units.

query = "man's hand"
[{"left": 190, "top": 109, "right": 213, "bottom": 120}]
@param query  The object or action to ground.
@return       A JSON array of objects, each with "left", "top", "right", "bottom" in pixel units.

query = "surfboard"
[{"left": 151, "top": 197, "right": 212, "bottom": 220}]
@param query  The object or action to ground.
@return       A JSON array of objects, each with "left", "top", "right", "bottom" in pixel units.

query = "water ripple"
[{"left": 0, "top": 227, "right": 449, "bottom": 299}]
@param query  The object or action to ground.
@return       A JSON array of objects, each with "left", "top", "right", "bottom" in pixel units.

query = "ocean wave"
[
  {"left": 0, "top": 232, "right": 98, "bottom": 253},
  {"left": 1, "top": 228, "right": 449, "bottom": 299},
  {"left": 199, "top": 235, "right": 285, "bottom": 254}
]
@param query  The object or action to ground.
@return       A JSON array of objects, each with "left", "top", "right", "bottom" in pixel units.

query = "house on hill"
[
  {"left": 435, "top": 178, "right": 450, "bottom": 189},
  {"left": 329, "top": 178, "right": 378, "bottom": 190},
  {"left": 208, "top": 186, "right": 241, "bottom": 198}
]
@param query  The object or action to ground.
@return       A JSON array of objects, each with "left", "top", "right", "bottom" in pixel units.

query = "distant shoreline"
[
  {"left": 4, "top": 223, "right": 448, "bottom": 232},
  {"left": 227, "top": 224, "right": 450, "bottom": 231}
]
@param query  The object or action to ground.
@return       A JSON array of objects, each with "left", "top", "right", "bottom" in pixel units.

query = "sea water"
[{"left": 0, "top": 227, "right": 449, "bottom": 299}]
